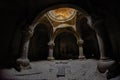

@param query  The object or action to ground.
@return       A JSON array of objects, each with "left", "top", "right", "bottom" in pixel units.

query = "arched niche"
[
  {"left": 54, "top": 31, "right": 79, "bottom": 59},
  {"left": 28, "top": 23, "right": 50, "bottom": 61}
]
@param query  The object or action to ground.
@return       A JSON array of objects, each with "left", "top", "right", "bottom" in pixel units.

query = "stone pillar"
[
  {"left": 16, "top": 27, "right": 33, "bottom": 70},
  {"left": 96, "top": 33, "right": 106, "bottom": 60},
  {"left": 47, "top": 40, "right": 55, "bottom": 60},
  {"left": 86, "top": 16, "right": 92, "bottom": 27},
  {"left": 77, "top": 39, "right": 85, "bottom": 59},
  {"left": 96, "top": 32, "right": 114, "bottom": 74}
]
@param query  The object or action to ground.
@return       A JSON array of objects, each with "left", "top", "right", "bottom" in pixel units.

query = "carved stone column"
[
  {"left": 94, "top": 24, "right": 113, "bottom": 74},
  {"left": 16, "top": 27, "right": 33, "bottom": 70},
  {"left": 47, "top": 41, "right": 55, "bottom": 60},
  {"left": 77, "top": 39, "right": 85, "bottom": 59},
  {"left": 96, "top": 33, "right": 106, "bottom": 60},
  {"left": 96, "top": 32, "right": 115, "bottom": 75}
]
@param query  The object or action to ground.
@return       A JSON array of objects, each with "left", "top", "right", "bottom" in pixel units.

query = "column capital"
[
  {"left": 48, "top": 40, "right": 55, "bottom": 46},
  {"left": 28, "top": 27, "right": 34, "bottom": 37},
  {"left": 22, "top": 26, "right": 34, "bottom": 38},
  {"left": 77, "top": 39, "right": 84, "bottom": 46}
]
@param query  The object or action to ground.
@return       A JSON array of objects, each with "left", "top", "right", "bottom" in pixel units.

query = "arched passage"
[
  {"left": 54, "top": 31, "right": 79, "bottom": 60},
  {"left": 28, "top": 23, "right": 50, "bottom": 61}
]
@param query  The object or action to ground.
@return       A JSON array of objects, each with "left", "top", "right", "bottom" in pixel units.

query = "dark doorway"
[
  {"left": 28, "top": 24, "right": 49, "bottom": 61},
  {"left": 54, "top": 32, "right": 79, "bottom": 60}
]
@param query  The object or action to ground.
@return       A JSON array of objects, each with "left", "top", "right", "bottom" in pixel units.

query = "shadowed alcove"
[
  {"left": 54, "top": 32, "right": 79, "bottom": 60},
  {"left": 28, "top": 23, "right": 50, "bottom": 61}
]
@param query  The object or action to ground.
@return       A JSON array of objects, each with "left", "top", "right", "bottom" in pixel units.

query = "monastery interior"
[{"left": 0, "top": 0, "right": 120, "bottom": 80}]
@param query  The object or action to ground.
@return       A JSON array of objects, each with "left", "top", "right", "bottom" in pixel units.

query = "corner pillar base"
[
  {"left": 100, "top": 57, "right": 107, "bottom": 60},
  {"left": 97, "top": 59, "right": 115, "bottom": 73},
  {"left": 78, "top": 56, "right": 85, "bottom": 59},
  {"left": 16, "top": 58, "right": 31, "bottom": 71},
  {"left": 47, "top": 57, "right": 55, "bottom": 61}
]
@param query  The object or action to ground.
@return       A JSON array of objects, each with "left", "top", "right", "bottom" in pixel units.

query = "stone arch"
[
  {"left": 47, "top": 27, "right": 82, "bottom": 60},
  {"left": 28, "top": 23, "right": 50, "bottom": 61},
  {"left": 51, "top": 28, "right": 85, "bottom": 59},
  {"left": 53, "top": 28, "right": 80, "bottom": 42},
  {"left": 27, "top": 4, "right": 93, "bottom": 42},
  {"left": 16, "top": 3, "right": 105, "bottom": 70}
]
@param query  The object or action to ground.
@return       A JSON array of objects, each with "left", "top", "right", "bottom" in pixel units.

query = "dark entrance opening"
[
  {"left": 28, "top": 24, "right": 49, "bottom": 61},
  {"left": 54, "top": 32, "right": 79, "bottom": 60}
]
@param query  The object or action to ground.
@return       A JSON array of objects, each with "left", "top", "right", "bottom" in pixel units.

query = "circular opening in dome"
[{"left": 47, "top": 8, "right": 76, "bottom": 22}]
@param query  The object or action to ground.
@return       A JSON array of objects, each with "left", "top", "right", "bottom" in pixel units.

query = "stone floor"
[{"left": 0, "top": 59, "right": 119, "bottom": 80}]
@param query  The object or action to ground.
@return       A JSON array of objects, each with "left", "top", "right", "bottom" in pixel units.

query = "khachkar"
[{"left": 16, "top": 27, "right": 33, "bottom": 70}]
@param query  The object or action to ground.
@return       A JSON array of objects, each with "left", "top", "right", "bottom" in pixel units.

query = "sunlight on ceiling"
[{"left": 48, "top": 8, "right": 76, "bottom": 22}]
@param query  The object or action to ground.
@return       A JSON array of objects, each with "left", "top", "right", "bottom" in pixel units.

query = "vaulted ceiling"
[{"left": 0, "top": 0, "right": 120, "bottom": 61}]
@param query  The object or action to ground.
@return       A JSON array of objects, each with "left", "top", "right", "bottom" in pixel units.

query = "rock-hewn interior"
[{"left": 0, "top": 0, "right": 120, "bottom": 80}]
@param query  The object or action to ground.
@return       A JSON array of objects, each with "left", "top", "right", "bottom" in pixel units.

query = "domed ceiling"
[{"left": 47, "top": 8, "right": 76, "bottom": 22}]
